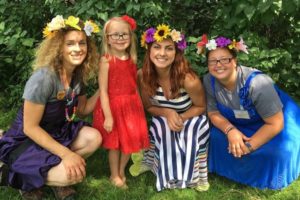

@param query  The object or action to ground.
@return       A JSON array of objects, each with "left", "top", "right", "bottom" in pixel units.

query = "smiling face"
[
  {"left": 62, "top": 30, "right": 87, "bottom": 71},
  {"left": 150, "top": 39, "right": 176, "bottom": 70},
  {"left": 107, "top": 20, "right": 131, "bottom": 55},
  {"left": 207, "top": 47, "right": 237, "bottom": 84}
]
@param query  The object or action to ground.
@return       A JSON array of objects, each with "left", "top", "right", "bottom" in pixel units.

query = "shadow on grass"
[{"left": 1, "top": 149, "right": 300, "bottom": 200}]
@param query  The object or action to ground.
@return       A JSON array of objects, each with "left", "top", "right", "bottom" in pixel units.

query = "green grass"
[
  {"left": 1, "top": 106, "right": 300, "bottom": 200},
  {"left": 1, "top": 149, "right": 300, "bottom": 200}
]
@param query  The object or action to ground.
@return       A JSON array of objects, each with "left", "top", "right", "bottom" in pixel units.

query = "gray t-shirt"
[
  {"left": 203, "top": 66, "right": 282, "bottom": 119},
  {"left": 23, "top": 68, "right": 86, "bottom": 104}
]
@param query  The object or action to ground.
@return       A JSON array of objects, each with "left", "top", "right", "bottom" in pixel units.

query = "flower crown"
[
  {"left": 141, "top": 24, "right": 187, "bottom": 50},
  {"left": 121, "top": 15, "right": 136, "bottom": 31},
  {"left": 196, "top": 34, "right": 249, "bottom": 55},
  {"left": 43, "top": 15, "right": 100, "bottom": 38}
]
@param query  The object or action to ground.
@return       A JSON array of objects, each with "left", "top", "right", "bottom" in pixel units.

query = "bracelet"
[
  {"left": 224, "top": 125, "right": 235, "bottom": 135},
  {"left": 245, "top": 141, "right": 254, "bottom": 152}
]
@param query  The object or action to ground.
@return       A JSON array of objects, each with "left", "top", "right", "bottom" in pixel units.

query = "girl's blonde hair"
[
  {"left": 33, "top": 29, "right": 99, "bottom": 85},
  {"left": 101, "top": 17, "right": 137, "bottom": 64}
]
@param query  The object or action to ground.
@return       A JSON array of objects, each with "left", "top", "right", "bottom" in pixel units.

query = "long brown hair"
[
  {"left": 33, "top": 29, "right": 98, "bottom": 85},
  {"left": 141, "top": 42, "right": 196, "bottom": 98}
]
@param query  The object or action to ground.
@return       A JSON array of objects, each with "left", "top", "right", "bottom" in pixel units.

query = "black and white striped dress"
[{"left": 143, "top": 87, "right": 210, "bottom": 191}]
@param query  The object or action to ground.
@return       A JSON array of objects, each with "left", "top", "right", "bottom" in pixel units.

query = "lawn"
[
  {"left": 1, "top": 148, "right": 300, "bottom": 200},
  {"left": 0, "top": 108, "right": 300, "bottom": 200}
]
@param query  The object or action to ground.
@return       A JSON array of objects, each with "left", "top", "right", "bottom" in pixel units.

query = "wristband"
[
  {"left": 224, "top": 125, "right": 235, "bottom": 135},
  {"left": 245, "top": 141, "right": 254, "bottom": 152}
]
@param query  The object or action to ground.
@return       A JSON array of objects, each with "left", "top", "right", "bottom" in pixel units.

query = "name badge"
[{"left": 233, "top": 109, "right": 250, "bottom": 119}]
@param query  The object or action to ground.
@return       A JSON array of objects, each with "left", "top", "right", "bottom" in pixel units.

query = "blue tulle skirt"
[{"left": 209, "top": 89, "right": 300, "bottom": 189}]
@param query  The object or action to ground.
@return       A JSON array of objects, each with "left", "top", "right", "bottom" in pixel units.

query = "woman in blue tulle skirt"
[{"left": 197, "top": 34, "right": 300, "bottom": 189}]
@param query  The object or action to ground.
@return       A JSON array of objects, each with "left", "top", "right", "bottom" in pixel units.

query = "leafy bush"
[
  {"left": 209, "top": 0, "right": 300, "bottom": 99},
  {"left": 0, "top": 0, "right": 299, "bottom": 112}
]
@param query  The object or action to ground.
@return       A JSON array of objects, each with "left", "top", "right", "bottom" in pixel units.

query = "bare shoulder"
[
  {"left": 99, "top": 56, "right": 109, "bottom": 69},
  {"left": 184, "top": 73, "right": 201, "bottom": 90},
  {"left": 137, "top": 69, "right": 143, "bottom": 78},
  {"left": 100, "top": 55, "right": 110, "bottom": 64},
  {"left": 137, "top": 69, "right": 144, "bottom": 86}
]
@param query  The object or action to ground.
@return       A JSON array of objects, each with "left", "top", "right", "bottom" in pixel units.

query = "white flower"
[
  {"left": 48, "top": 15, "right": 65, "bottom": 31},
  {"left": 170, "top": 29, "right": 182, "bottom": 43},
  {"left": 84, "top": 23, "right": 93, "bottom": 36},
  {"left": 206, "top": 39, "right": 217, "bottom": 50}
]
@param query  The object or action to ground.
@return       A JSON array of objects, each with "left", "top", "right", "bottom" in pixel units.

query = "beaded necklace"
[
  {"left": 60, "top": 71, "right": 77, "bottom": 122},
  {"left": 65, "top": 88, "right": 77, "bottom": 122}
]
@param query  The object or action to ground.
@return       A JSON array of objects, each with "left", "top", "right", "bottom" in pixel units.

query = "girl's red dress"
[{"left": 93, "top": 56, "right": 149, "bottom": 154}]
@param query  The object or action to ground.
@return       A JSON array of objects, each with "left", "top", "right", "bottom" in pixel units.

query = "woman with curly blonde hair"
[{"left": 0, "top": 15, "right": 102, "bottom": 200}]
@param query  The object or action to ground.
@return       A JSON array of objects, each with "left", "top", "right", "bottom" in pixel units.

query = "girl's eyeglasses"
[{"left": 107, "top": 32, "right": 130, "bottom": 40}]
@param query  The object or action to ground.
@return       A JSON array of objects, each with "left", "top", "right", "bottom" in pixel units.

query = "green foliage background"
[
  {"left": 0, "top": 0, "right": 299, "bottom": 114},
  {"left": 0, "top": 1, "right": 300, "bottom": 199}
]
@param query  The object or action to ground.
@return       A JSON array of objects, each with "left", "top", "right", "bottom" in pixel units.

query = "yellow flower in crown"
[
  {"left": 42, "top": 15, "right": 101, "bottom": 38},
  {"left": 65, "top": 16, "right": 81, "bottom": 30},
  {"left": 154, "top": 24, "right": 171, "bottom": 42},
  {"left": 84, "top": 20, "right": 100, "bottom": 36},
  {"left": 43, "top": 26, "right": 53, "bottom": 38},
  {"left": 140, "top": 31, "right": 147, "bottom": 48},
  {"left": 228, "top": 39, "right": 237, "bottom": 49}
]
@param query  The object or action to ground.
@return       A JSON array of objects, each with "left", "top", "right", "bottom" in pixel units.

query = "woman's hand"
[
  {"left": 104, "top": 116, "right": 114, "bottom": 133},
  {"left": 165, "top": 109, "right": 184, "bottom": 132},
  {"left": 61, "top": 151, "right": 86, "bottom": 181},
  {"left": 227, "top": 129, "right": 251, "bottom": 158}
]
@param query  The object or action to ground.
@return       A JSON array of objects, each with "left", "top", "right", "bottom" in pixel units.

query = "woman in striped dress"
[{"left": 131, "top": 24, "right": 210, "bottom": 191}]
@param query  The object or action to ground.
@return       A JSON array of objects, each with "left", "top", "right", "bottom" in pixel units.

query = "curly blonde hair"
[{"left": 33, "top": 29, "right": 99, "bottom": 85}]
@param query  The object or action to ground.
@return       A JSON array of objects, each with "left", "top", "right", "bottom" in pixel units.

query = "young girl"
[{"left": 93, "top": 15, "right": 149, "bottom": 189}]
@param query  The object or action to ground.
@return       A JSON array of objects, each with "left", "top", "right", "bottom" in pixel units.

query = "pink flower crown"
[
  {"left": 196, "top": 34, "right": 249, "bottom": 55},
  {"left": 121, "top": 15, "right": 136, "bottom": 31},
  {"left": 140, "top": 24, "right": 187, "bottom": 51}
]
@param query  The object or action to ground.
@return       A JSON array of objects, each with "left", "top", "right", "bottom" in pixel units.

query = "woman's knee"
[
  {"left": 49, "top": 177, "right": 82, "bottom": 187},
  {"left": 47, "top": 165, "right": 84, "bottom": 186},
  {"left": 90, "top": 127, "right": 102, "bottom": 147},
  {"left": 81, "top": 126, "right": 102, "bottom": 148}
]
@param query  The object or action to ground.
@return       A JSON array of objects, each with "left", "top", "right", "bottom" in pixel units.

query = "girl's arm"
[
  {"left": 179, "top": 73, "right": 206, "bottom": 122},
  {"left": 76, "top": 89, "right": 99, "bottom": 118},
  {"left": 98, "top": 57, "right": 113, "bottom": 132},
  {"left": 23, "top": 100, "right": 86, "bottom": 179}
]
